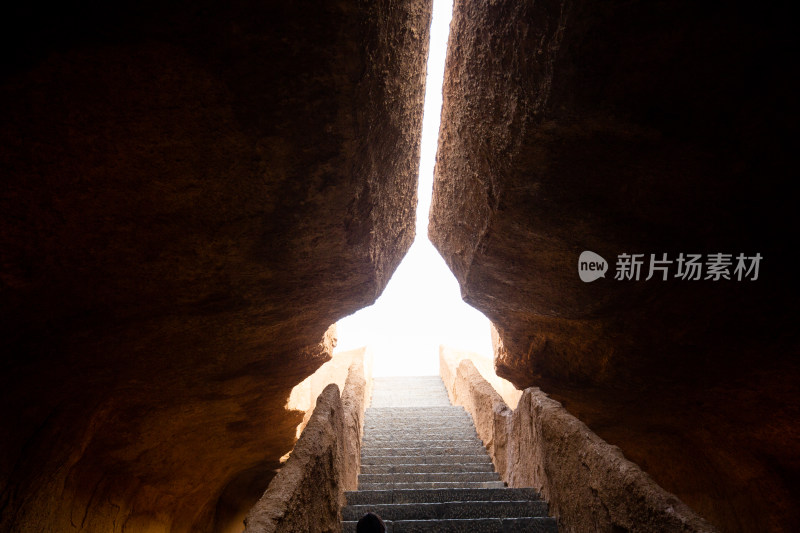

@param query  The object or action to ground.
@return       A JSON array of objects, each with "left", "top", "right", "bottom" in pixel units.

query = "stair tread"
[
  {"left": 361, "top": 456, "right": 494, "bottom": 466},
  {"left": 362, "top": 448, "right": 488, "bottom": 457},
  {"left": 361, "top": 463, "right": 496, "bottom": 474},
  {"left": 359, "top": 481, "right": 506, "bottom": 490},
  {"left": 342, "top": 500, "right": 549, "bottom": 521},
  {"left": 360, "top": 472, "right": 500, "bottom": 481},
  {"left": 342, "top": 517, "right": 558, "bottom": 533},
  {"left": 343, "top": 377, "right": 555, "bottom": 531},
  {"left": 345, "top": 488, "right": 543, "bottom": 505}
]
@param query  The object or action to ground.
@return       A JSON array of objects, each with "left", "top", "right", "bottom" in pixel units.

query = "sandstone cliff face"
[
  {"left": 0, "top": 1, "right": 431, "bottom": 531},
  {"left": 430, "top": 1, "right": 797, "bottom": 531}
]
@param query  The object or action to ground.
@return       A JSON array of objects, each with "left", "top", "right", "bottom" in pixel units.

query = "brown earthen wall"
[{"left": 441, "top": 355, "right": 717, "bottom": 533}]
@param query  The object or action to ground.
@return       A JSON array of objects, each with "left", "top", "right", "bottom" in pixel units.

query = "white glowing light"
[{"left": 335, "top": 0, "right": 493, "bottom": 376}]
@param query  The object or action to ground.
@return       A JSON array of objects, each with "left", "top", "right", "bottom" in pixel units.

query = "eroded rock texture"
[
  {"left": 0, "top": 1, "right": 431, "bottom": 531},
  {"left": 244, "top": 354, "right": 367, "bottom": 533},
  {"left": 430, "top": 1, "right": 797, "bottom": 531},
  {"left": 442, "top": 356, "right": 715, "bottom": 532}
]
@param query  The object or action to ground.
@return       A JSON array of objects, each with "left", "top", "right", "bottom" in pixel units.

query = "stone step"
[
  {"left": 365, "top": 410, "right": 470, "bottom": 418},
  {"left": 371, "top": 385, "right": 446, "bottom": 388},
  {"left": 366, "top": 417, "right": 470, "bottom": 422},
  {"left": 371, "top": 389, "right": 447, "bottom": 393},
  {"left": 364, "top": 423, "right": 473, "bottom": 431},
  {"left": 369, "top": 400, "right": 452, "bottom": 403},
  {"left": 364, "top": 428, "right": 479, "bottom": 439},
  {"left": 361, "top": 463, "right": 496, "bottom": 475},
  {"left": 371, "top": 393, "right": 447, "bottom": 396},
  {"left": 372, "top": 397, "right": 449, "bottom": 409},
  {"left": 371, "top": 384, "right": 444, "bottom": 388},
  {"left": 371, "top": 383, "right": 445, "bottom": 387},
  {"left": 370, "top": 390, "right": 449, "bottom": 395},
  {"left": 342, "top": 517, "right": 558, "bottom": 532},
  {"left": 365, "top": 416, "right": 469, "bottom": 422},
  {"left": 371, "top": 387, "right": 448, "bottom": 392},
  {"left": 370, "top": 402, "right": 452, "bottom": 407},
  {"left": 372, "top": 381, "right": 445, "bottom": 385},
  {"left": 370, "top": 400, "right": 451, "bottom": 405},
  {"left": 371, "top": 389, "right": 449, "bottom": 394},
  {"left": 359, "top": 472, "right": 500, "bottom": 486},
  {"left": 364, "top": 425, "right": 476, "bottom": 435},
  {"left": 364, "top": 416, "right": 468, "bottom": 423},
  {"left": 365, "top": 416, "right": 465, "bottom": 422},
  {"left": 370, "top": 388, "right": 446, "bottom": 392},
  {"left": 360, "top": 455, "right": 494, "bottom": 466},
  {"left": 361, "top": 429, "right": 482, "bottom": 442},
  {"left": 371, "top": 388, "right": 448, "bottom": 392},
  {"left": 366, "top": 406, "right": 467, "bottom": 416},
  {"left": 362, "top": 446, "right": 485, "bottom": 456},
  {"left": 346, "top": 488, "right": 542, "bottom": 506},
  {"left": 364, "top": 418, "right": 474, "bottom": 427},
  {"left": 371, "top": 388, "right": 448, "bottom": 391},
  {"left": 361, "top": 445, "right": 487, "bottom": 457},
  {"left": 363, "top": 439, "right": 482, "bottom": 450},
  {"left": 370, "top": 388, "right": 446, "bottom": 391},
  {"left": 364, "top": 405, "right": 462, "bottom": 416},
  {"left": 345, "top": 377, "right": 556, "bottom": 532},
  {"left": 363, "top": 436, "right": 481, "bottom": 446},
  {"left": 373, "top": 376, "right": 443, "bottom": 380},
  {"left": 358, "top": 481, "right": 506, "bottom": 491},
  {"left": 370, "top": 386, "right": 446, "bottom": 392},
  {"left": 364, "top": 417, "right": 468, "bottom": 432},
  {"left": 342, "top": 500, "right": 548, "bottom": 521}
]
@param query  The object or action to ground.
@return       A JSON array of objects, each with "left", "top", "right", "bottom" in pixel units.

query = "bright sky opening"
[{"left": 334, "top": 0, "right": 493, "bottom": 376}]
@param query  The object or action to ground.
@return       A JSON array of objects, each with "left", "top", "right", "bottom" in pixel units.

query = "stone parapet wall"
[
  {"left": 440, "top": 343, "right": 521, "bottom": 409},
  {"left": 340, "top": 357, "right": 369, "bottom": 492},
  {"left": 440, "top": 353, "right": 716, "bottom": 533},
  {"left": 244, "top": 357, "right": 368, "bottom": 533},
  {"left": 288, "top": 347, "right": 373, "bottom": 439}
]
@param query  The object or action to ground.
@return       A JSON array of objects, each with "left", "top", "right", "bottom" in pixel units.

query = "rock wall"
[
  {"left": 244, "top": 357, "right": 368, "bottom": 533},
  {"left": 442, "top": 356, "right": 716, "bottom": 532},
  {"left": 244, "top": 384, "right": 345, "bottom": 533},
  {"left": 288, "top": 347, "right": 373, "bottom": 440},
  {"left": 440, "top": 344, "right": 521, "bottom": 409},
  {"left": 0, "top": 1, "right": 431, "bottom": 531},
  {"left": 339, "top": 358, "right": 370, "bottom": 494},
  {"left": 215, "top": 348, "right": 372, "bottom": 532},
  {"left": 430, "top": 1, "right": 798, "bottom": 530}
]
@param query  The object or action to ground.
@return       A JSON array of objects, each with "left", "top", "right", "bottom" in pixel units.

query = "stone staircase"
[{"left": 342, "top": 376, "right": 557, "bottom": 532}]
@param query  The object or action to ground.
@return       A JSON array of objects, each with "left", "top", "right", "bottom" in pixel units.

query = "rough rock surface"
[
  {"left": 340, "top": 357, "right": 370, "bottom": 493},
  {"left": 440, "top": 345, "right": 521, "bottom": 409},
  {"left": 245, "top": 357, "right": 368, "bottom": 533},
  {"left": 0, "top": 1, "right": 431, "bottom": 531},
  {"left": 288, "top": 347, "right": 373, "bottom": 441},
  {"left": 244, "top": 384, "right": 345, "bottom": 533},
  {"left": 430, "top": 1, "right": 798, "bottom": 531},
  {"left": 443, "top": 357, "right": 716, "bottom": 532},
  {"left": 442, "top": 354, "right": 513, "bottom": 479}
]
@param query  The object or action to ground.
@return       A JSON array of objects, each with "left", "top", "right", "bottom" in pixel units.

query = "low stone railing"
[
  {"left": 244, "top": 357, "right": 368, "bottom": 533},
  {"left": 441, "top": 351, "right": 717, "bottom": 533}
]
